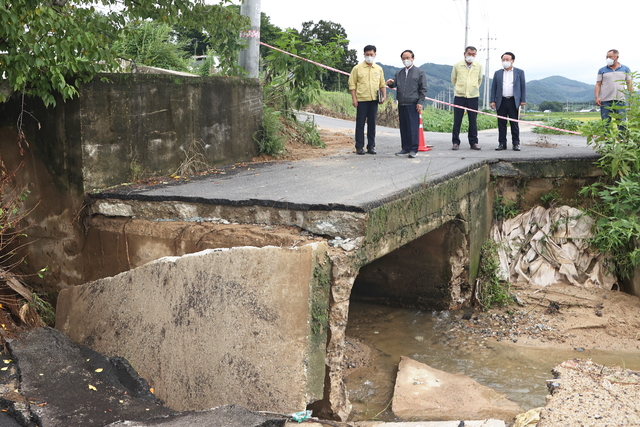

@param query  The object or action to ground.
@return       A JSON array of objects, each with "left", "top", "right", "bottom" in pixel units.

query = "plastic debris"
[
  {"left": 492, "top": 206, "right": 616, "bottom": 289},
  {"left": 290, "top": 410, "right": 312, "bottom": 422}
]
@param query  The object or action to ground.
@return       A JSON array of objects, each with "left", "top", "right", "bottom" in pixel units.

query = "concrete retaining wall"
[
  {"left": 0, "top": 74, "right": 261, "bottom": 193},
  {"left": 0, "top": 74, "right": 261, "bottom": 289},
  {"left": 56, "top": 244, "right": 330, "bottom": 413}
]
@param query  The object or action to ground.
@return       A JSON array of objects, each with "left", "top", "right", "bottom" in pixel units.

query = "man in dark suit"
[
  {"left": 386, "top": 50, "right": 428, "bottom": 158},
  {"left": 490, "top": 52, "right": 526, "bottom": 151}
]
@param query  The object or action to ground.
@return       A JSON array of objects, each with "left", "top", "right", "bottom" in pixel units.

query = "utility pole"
[
  {"left": 239, "top": 0, "right": 261, "bottom": 78},
  {"left": 480, "top": 31, "right": 496, "bottom": 110},
  {"left": 464, "top": 0, "right": 469, "bottom": 49}
]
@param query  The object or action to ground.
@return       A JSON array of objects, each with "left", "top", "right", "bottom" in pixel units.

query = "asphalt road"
[{"left": 106, "top": 114, "right": 597, "bottom": 212}]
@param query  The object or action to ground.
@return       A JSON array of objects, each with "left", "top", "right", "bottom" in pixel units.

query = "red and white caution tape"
[
  {"left": 259, "top": 42, "right": 583, "bottom": 136},
  {"left": 425, "top": 97, "right": 582, "bottom": 135},
  {"left": 260, "top": 42, "right": 350, "bottom": 76}
]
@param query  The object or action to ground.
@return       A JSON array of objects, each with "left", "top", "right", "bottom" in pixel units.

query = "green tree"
[
  {"left": 264, "top": 29, "right": 344, "bottom": 111},
  {"left": 174, "top": 26, "right": 211, "bottom": 57},
  {"left": 259, "top": 12, "right": 283, "bottom": 61},
  {"left": 299, "top": 20, "right": 357, "bottom": 91},
  {"left": 538, "top": 101, "right": 564, "bottom": 112},
  {"left": 113, "top": 21, "right": 190, "bottom": 72},
  {"left": 0, "top": 0, "right": 248, "bottom": 107}
]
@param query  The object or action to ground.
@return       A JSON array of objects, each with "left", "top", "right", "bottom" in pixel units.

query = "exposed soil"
[
  {"left": 452, "top": 282, "right": 640, "bottom": 354},
  {"left": 251, "top": 128, "right": 356, "bottom": 163}
]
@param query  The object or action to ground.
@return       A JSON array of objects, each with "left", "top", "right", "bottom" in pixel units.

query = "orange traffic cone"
[{"left": 418, "top": 115, "right": 432, "bottom": 152}]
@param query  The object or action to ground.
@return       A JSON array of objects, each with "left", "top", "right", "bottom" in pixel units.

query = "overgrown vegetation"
[
  {"left": 477, "top": 240, "right": 511, "bottom": 311},
  {"left": 113, "top": 21, "right": 190, "bottom": 72},
  {"left": 0, "top": 160, "right": 55, "bottom": 336},
  {"left": 255, "top": 30, "right": 342, "bottom": 156},
  {"left": 579, "top": 73, "right": 640, "bottom": 280},
  {"left": 0, "top": 1, "right": 248, "bottom": 107}
]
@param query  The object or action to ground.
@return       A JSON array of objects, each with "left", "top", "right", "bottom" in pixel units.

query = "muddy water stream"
[{"left": 345, "top": 300, "right": 640, "bottom": 422}]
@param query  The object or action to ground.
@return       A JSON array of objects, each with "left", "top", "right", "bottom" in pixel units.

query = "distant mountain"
[
  {"left": 525, "top": 76, "right": 594, "bottom": 105},
  {"left": 376, "top": 63, "right": 595, "bottom": 108}
]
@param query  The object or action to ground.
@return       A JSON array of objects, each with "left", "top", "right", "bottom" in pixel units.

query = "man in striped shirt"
[{"left": 595, "top": 49, "right": 633, "bottom": 123}]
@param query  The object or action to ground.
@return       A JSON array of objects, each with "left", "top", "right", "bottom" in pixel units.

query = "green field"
[
  {"left": 523, "top": 111, "right": 600, "bottom": 122},
  {"left": 309, "top": 91, "right": 606, "bottom": 134}
]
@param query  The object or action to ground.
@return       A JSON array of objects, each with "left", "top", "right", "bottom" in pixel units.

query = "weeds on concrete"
[{"left": 477, "top": 240, "right": 512, "bottom": 311}]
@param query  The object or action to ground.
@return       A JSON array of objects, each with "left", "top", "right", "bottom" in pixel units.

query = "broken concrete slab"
[
  {"left": 56, "top": 244, "right": 331, "bottom": 414},
  {"left": 3, "top": 327, "right": 176, "bottom": 426},
  {"left": 1, "top": 328, "right": 292, "bottom": 427},
  {"left": 104, "top": 404, "right": 287, "bottom": 426},
  {"left": 391, "top": 356, "right": 522, "bottom": 422},
  {"left": 355, "top": 421, "right": 505, "bottom": 427}
]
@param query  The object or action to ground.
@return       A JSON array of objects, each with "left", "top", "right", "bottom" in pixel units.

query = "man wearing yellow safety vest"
[{"left": 451, "top": 46, "right": 483, "bottom": 151}]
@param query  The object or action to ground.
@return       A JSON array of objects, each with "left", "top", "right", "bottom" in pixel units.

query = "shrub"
[
  {"left": 579, "top": 72, "right": 640, "bottom": 280},
  {"left": 254, "top": 106, "right": 286, "bottom": 157}
]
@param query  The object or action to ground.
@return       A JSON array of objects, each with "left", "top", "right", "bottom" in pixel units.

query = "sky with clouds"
[{"left": 253, "top": 0, "right": 638, "bottom": 86}]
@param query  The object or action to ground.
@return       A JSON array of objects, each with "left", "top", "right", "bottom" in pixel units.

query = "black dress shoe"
[
  {"left": 395, "top": 149, "right": 409, "bottom": 155},
  {"left": 495, "top": 145, "right": 507, "bottom": 151},
  {"left": 356, "top": 148, "right": 366, "bottom": 155},
  {"left": 470, "top": 144, "right": 481, "bottom": 150},
  {"left": 452, "top": 144, "right": 459, "bottom": 150},
  {"left": 367, "top": 148, "right": 377, "bottom": 154},
  {"left": 513, "top": 145, "right": 521, "bottom": 151}
]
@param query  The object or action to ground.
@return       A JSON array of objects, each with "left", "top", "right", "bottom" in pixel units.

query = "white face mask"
[
  {"left": 606, "top": 58, "right": 615, "bottom": 67},
  {"left": 502, "top": 61, "right": 512, "bottom": 69},
  {"left": 403, "top": 59, "right": 413, "bottom": 68},
  {"left": 364, "top": 56, "right": 375, "bottom": 64},
  {"left": 465, "top": 56, "right": 475, "bottom": 64}
]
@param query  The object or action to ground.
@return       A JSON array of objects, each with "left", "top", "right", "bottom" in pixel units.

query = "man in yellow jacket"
[
  {"left": 451, "top": 46, "right": 483, "bottom": 150},
  {"left": 349, "top": 45, "right": 387, "bottom": 155}
]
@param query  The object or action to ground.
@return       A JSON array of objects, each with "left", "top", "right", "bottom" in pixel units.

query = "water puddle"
[{"left": 345, "top": 300, "right": 640, "bottom": 422}]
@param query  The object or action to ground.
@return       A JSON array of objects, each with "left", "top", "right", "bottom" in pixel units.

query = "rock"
[
  {"left": 391, "top": 356, "right": 523, "bottom": 421},
  {"left": 538, "top": 359, "right": 640, "bottom": 426}
]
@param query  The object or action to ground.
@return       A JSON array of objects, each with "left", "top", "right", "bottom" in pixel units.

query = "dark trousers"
[
  {"left": 398, "top": 104, "right": 420, "bottom": 152},
  {"left": 497, "top": 97, "right": 520, "bottom": 146},
  {"left": 452, "top": 96, "right": 479, "bottom": 145},
  {"left": 355, "top": 100, "right": 379, "bottom": 149}
]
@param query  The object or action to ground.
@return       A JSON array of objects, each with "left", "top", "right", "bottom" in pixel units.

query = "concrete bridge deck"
[{"left": 92, "top": 114, "right": 597, "bottom": 215}]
